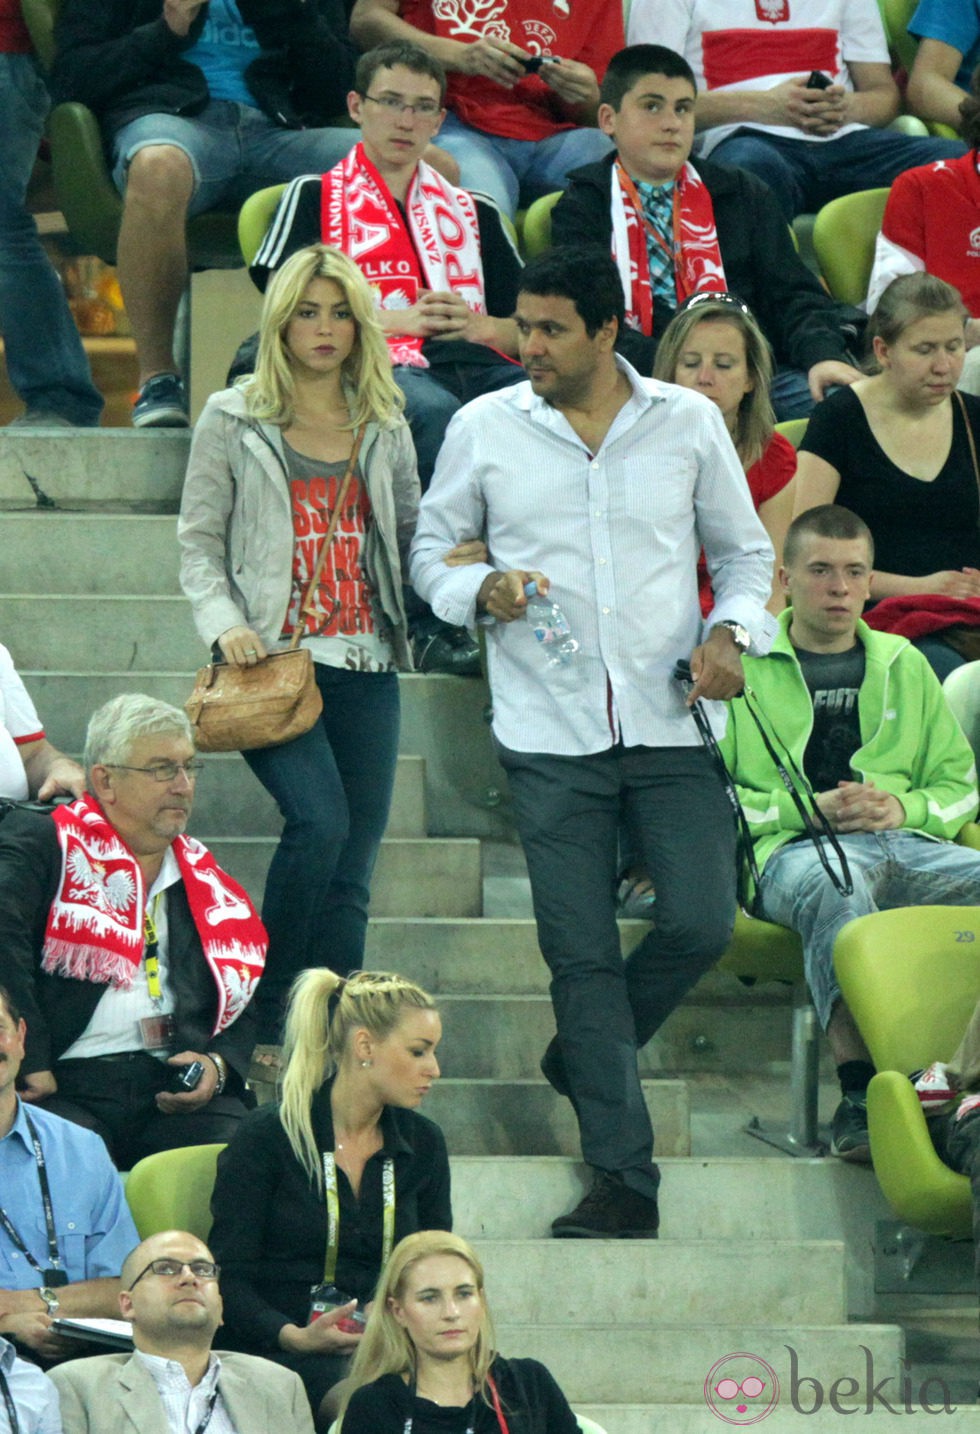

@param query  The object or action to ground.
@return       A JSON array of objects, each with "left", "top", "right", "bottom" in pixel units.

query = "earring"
[{"left": 361, "top": 1059, "right": 373, "bottom": 1068}]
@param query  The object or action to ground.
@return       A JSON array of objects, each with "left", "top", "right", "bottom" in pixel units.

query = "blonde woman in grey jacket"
[{"left": 179, "top": 244, "right": 421, "bottom": 1058}]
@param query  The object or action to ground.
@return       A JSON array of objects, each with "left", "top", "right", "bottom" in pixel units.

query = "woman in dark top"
[
  {"left": 795, "top": 272, "right": 980, "bottom": 677},
  {"left": 209, "top": 968, "right": 449, "bottom": 1429},
  {"left": 339, "top": 1232, "right": 580, "bottom": 1434}
]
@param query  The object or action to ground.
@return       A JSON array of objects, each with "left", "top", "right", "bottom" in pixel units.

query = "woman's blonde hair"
[
  {"left": 279, "top": 968, "right": 438, "bottom": 1188},
  {"left": 340, "top": 1232, "right": 497, "bottom": 1423},
  {"left": 245, "top": 244, "right": 404, "bottom": 430},
  {"left": 653, "top": 294, "right": 775, "bottom": 468}
]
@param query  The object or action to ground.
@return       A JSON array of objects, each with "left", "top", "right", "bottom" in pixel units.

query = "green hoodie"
[{"left": 719, "top": 609, "right": 979, "bottom": 883}]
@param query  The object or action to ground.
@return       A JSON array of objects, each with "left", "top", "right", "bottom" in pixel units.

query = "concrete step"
[
  {"left": 586, "top": 1406, "right": 979, "bottom": 1433},
  {"left": 422, "top": 1078, "right": 689, "bottom": 1157},
  {"left": 435, "top": 992, "right": 803, "bottom": 1076},
  {"left": 478, "top": 1239, "right": 847, "bottom": 1327},
  {"left": 489, "top": 1324, "right": 902, "bottom": 1408},
  {"left": 207, "top": 835, "right": 481, "bottom": 917},
  {"left": 185, "top": 752, "right": 426, "bottom": 838},
  {"left": 0, "top": 429, "right": 187, "bottom": 508},
  {"left": 2, "top": 513, "right": 183, "bottom": 593},
  {"left": 2, "top": 596, "right": 200, "bottom": 671},
  {"left": 23, "top": 671, "right": 511, "bottom": 839},
  {"left": 449, "top": 1155, "right": 890, "bottom": 1244}
]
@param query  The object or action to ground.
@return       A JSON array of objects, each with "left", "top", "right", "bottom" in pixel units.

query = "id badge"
[
  {"left": 308, "top": 1283, "right": 365, "bottom": 1333},
  {"left": 139, "top": 1014, "right": 175, "bottom": 1050}
]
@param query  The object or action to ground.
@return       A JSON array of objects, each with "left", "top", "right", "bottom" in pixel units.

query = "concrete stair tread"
[
  {"left": 477, "top": 1240, "right": 847, "bottom": 1326},
  {"left": 488, "top": 1322, "right": 901, "bottom": 1405}
]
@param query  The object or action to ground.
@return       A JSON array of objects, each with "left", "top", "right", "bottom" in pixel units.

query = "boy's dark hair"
[
  {"left": 355, "top": 41, "right": 447, "bottom": 104},
  {"left": 600, "top": 44, "right": 697, "bottom": 110},
  {"left": 783, "top": 504, "right": 875, "bottom": 568},
  {"left": 518, "top": 246, "right": 625, "bottom": 337}
]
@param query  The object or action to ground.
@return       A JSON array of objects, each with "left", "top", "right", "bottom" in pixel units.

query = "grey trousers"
[{"left": 496, "top": 741, "right": 737, "bottom": 1199}]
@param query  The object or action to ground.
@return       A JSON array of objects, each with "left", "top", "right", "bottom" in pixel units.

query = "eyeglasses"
[
  {"left": 360, "top": 93, "right": 442, "bottom": 118},
  {"left": 127, "top": 1258, "right": 220, "bottom": 1291},
  {"left": 678, "top": 290, "right": 754, "bottom": 319},
  {"left": 105, "top": 761, "right": 205, "bottom": 782}
]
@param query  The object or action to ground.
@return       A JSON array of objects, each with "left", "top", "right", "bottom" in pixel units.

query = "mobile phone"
[
  {"left": 521, "top": 54, "right": 558, "bottom": 73},
  {"left": 806, "top": 70, "right": 833, "bottom": 90},
  {"left": 173, "top": 1060, "right": 205, "bottom": 1091}
]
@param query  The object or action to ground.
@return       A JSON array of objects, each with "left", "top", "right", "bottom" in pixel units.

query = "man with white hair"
[
  {"left": 50, "top": 1230, "right": 313, "bottom": 1433},
  {"left": 0, "top": 694, "right": 266, "bottom": 1168}
]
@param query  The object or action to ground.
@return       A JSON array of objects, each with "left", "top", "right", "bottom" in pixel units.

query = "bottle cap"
[{"left": 524, "top": 581, "right": 538, "bottom": 598}]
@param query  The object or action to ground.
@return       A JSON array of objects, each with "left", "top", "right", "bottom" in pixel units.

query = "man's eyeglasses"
[
  {"left": 360, "top": 93, "right": 442, "bottom": 118},
  {"left": 127, "top": 1258, "right": 220, "bottom": 1291},
  {"left": 105, "top": 761, "right": 205, "bottom": 782}
]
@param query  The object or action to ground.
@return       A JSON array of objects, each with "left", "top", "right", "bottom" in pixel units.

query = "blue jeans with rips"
[
  {"left": 243, "top": 664, "right": 400, "bottom": 1042},
  {"left": 758, "top": 829, "right": 980, "bottom": 1030},
  {"left": 0, "top": 54, "right": 103, "bottom": 424}
]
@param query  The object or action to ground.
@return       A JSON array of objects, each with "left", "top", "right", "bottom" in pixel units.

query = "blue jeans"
[
  {"left": 112, "top": 100, "right": 356, "bottom": 217},
  {"left": 758, "top": 830, "right": 980, "bottom": 1029},
  {"left": 395, "top": 357, "right": 523, "bottom": 488},
  {"left": 243, "top": 664, "right": 400, "bottom": 1041},
  {"left": 435, "top": 111, "right": 614, "bottom": 218},
  {"left": 708, "top": 127, "right": 966, "bottom": 221},
  {"left": 0, "top": 54, "right": 102, "bottom": 424}
]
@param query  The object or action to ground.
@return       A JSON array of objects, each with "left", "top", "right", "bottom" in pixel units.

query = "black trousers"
[
  {"left": 496, "top": 741, "right": 736, "bottom": 1199},
  {"left": 41, "top": 1051, "right": 250, "bottom": 1169},
  {"left": 930, "top": 1106, "right": 980, "bottom": 1288}
]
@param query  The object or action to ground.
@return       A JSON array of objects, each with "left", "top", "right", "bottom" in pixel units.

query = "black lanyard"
[
  {"left": 0, "top": 1368, "right": 19, "bottom": 1434},
  {"left": 0, "top": 1114, "right": 66, "bottom": 1286},
  {"left": 194, "top": 1389, "right": 219, "bottom": 1434}
]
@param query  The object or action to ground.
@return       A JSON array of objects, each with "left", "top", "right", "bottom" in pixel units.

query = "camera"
[
  {"left": 521, "top": 53, "right": 557, "bottom": 73},
  {"left": 806, "top": 70, "right": 833, "bottom": 90}
]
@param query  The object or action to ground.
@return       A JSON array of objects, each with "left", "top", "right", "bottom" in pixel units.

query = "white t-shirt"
[
  {"left": 628, "top": 0, "right": 889, "bottom": 155},
  {"left": 0, "top": 644, "right": 43, "bottom": 801}
]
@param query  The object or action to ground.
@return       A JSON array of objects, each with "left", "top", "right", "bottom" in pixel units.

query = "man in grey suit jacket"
[{"left": 49, "top": 1230, "right": 314, "bottom": 1434}]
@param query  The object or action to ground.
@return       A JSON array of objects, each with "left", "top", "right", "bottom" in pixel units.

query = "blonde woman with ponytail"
[
  {"left": 209, "top": 969, "right": 449, "bottom": 1430},
  {"left": 339, "top": 1232, "right": 580, "bottom": 1434}
]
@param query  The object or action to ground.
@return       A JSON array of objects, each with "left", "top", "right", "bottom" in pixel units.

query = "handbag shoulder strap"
[{"left": 288, "top": 424, "right": 367, "bottom": 651}]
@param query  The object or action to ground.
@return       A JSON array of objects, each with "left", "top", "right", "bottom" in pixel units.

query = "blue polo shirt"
[{"left": 0, "top": 1101, "right": 137, "bottom": 1288}]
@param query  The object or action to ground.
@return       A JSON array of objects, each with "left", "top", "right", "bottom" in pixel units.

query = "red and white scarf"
[
  {"left": 42, "top": 796, "right": 266, "bottom": 1037},
  {"left": 610, "top": 160, "right": 727, "bottom": 336},
  {"left": 321, "top": 143, "right": 485, "bottom": 368}
]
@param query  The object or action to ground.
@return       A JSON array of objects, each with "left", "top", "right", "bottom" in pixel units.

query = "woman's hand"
[
  {"left": 444, "top": 539, "right": 488, "bottom": 567},
  {"left": 916, "top": 569, "right": 980, "bottom": 600},
  {"left": 278, "top": 1305, "right": 364, "bottom": 1355},
  {"left": 218, "top": 626, "right": 268, "bottom": 667}
]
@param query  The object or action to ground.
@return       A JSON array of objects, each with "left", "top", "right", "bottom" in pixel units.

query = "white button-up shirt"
[
  {"left": 135, "top": 1352, "right": 238, "bottom": 1434},
  {"left": 410, "top": 359, "right": 776, "bottom": 755}
]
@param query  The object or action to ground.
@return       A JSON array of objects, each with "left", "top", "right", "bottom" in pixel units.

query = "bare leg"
[
  {"left": 116, "top": 145, "right": 194, "bottom": 385},
  {"left": 826, "top": 999, "right": 873, "bottom": 1066}
]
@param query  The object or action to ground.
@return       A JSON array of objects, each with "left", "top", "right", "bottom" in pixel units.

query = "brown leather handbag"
[{"left": 185, "top": 427, "right": 365, "bottom": 753}]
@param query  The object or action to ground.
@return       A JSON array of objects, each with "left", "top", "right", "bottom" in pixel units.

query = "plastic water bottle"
[{"left": 524, "top": 581, "right": 579, "bottom": 667}]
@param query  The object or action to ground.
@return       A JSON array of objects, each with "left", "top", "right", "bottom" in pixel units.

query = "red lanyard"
[{"left": 615, "top": 161, "right": 681, "bottom": 274}]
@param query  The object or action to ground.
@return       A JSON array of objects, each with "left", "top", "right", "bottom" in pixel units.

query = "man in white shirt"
[
  {"left": 50, "top": 1230, "right": 314, "bottom": 1434},
  {"left": 626, "top": 0, "right": 964, "bottom": 219},
  {"left": 0, "top": 1336, "right": 62, "bottom": 1434},
  {"left": 0, "top": 646, "right": 84, "bottom": 806},
  {"left": 411, "top": 246, "right": 775, "bottom": 1237},
  {"left": 0, "top": 694, "right": 265, "bottom": 1169}
]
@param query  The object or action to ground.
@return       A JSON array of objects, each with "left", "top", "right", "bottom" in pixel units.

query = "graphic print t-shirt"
[
  {"left": 796, "top": 642, "right": 866, "bottom": 793},
  {"left": 280, "top": 442, "right": 396, "bottom": 673}
]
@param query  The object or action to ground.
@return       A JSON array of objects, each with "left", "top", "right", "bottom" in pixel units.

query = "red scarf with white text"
[
  {"left": 321, "top": 143, "right": 485, "bottom": 368},
  {"left": 610, "top": 159, "right": 727, "bottom": 336},
  {"left": 42, "top": 796, "right": 266, "bottom": 1036}
]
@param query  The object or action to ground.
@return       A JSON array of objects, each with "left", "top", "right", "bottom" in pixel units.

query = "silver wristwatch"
[
  {"left": 38, "top": 1287, "right": 61, "bottom": 1317},
  {"left": 714, "top": 620, "right": 750, "bottom": 653}
]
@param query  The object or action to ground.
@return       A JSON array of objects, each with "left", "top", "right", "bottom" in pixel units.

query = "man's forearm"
[{"left": 0, "top": 1279, "right": 122, "bottom": 1323}]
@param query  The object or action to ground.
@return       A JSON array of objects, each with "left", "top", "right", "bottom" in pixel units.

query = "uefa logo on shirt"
[{"left": 705, "top": 1353, "right": 780, "bottom": 1424}]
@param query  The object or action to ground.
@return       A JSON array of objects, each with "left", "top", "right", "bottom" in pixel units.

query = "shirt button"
[
  {"left": 67, "top": 1222, "right": 76, "bottom": 1231},
  {"left": 602, "top": 607, "right": 611, "bottom": 615},
  {"left": 599, "top": 558, "right": 607, "bottom": 565}
]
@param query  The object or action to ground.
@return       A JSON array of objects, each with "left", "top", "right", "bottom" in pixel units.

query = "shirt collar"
[
  {"left": 514, "top": 354, "right": 665, "bottom": 425},
  {"left": 0, "top": 1337, "right": 14, "bottom": 1373},
  {"left": 135, "top": 1349, "right": 222, "bottom": 1389},
  {"left": 313, "top": 1078, "right": 414, "bottom": 1158},
  {"left": 149, "top": 845, "right": 181, "bottom": 899},
  {"left": 2, "top": 1097, "right": 36, "bottom": 1154}
]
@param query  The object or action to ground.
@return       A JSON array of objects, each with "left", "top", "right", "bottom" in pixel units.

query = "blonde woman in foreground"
[{"left": 339, "top": 1231, "right": 580, "bottom": 1434}]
